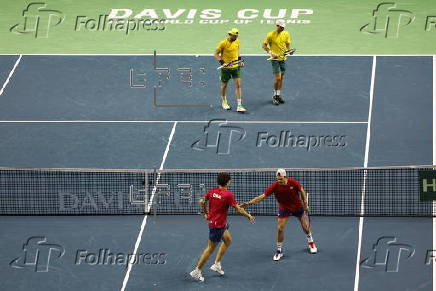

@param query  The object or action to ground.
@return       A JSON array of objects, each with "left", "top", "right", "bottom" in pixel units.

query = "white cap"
[
  {"left": 276, "top": 168, "right": 287, "bottom": 177},
  {"left": 276, "top": 19, "right": 286, "bottom": 28}
]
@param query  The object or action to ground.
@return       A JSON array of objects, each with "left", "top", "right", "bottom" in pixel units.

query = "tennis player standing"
[
  {"left": 214, "top": 28, "right": 247, "bottom": 112},
  {"left": 241, "top": 169, "right": 317, "bottom": 261},
  {"left": 190, "top": 173, "right": 255, "bottom": 282},
  {"left": 262, "top": 19, "right": 291, "bottom": 105}
]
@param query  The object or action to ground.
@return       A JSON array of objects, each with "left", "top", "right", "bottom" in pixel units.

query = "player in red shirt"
[
  {"left": 190, "top": 172, "right": 255, "bottom": 282},
  {"left": 241, "top": 168, "right": 317, "bottom": 261}
]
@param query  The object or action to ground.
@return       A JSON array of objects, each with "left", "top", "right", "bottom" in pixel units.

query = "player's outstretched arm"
[
  {"left": 233, "top": 205, "right": 255, "bottom": 224},
  {"left": 240, "top": 193, "right": 267, "bottom": 208}
]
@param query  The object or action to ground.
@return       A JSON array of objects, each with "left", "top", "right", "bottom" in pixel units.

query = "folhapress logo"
[
  {"left": 10, "top": 3, "right": 64, "bottom": 38},
  {"left": 10, "top": 237, "right": 65, "bottom": 272},
  {"left": 75, "top": 249, "right": 167, "bottom": 268},
  {"left": 256, "top": 131, "right": 347, "bottom": 151},
  {"left": 361, "top": 237, "right": 414, "bottom": 272},
  {"left": 360, "top": 3, "right": 414, "bottom": 38},
  {"left": 192, "top": 120, "right": 246, "bottom": 155}
]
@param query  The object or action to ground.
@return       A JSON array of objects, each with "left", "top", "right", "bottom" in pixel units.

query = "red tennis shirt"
[
  {"left": 264, "top": 179, "right": 304, "bottom": 211},
  {"left": 204, "top": 187, "right": 237, "bottom": 228}
]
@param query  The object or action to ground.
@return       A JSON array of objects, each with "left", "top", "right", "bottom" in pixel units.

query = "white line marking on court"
[
  {"left": 354, "top": 55, "right": 376, "bottom": 291},
  {"left": 432, "top": 54, "right": 436, "bottom": 291},
  {"left": 363, "top": 56, "right": 376, "bottom": 168},
  {"left": 0, "top": 120, "right": 368, "bottom": 124},
  {"left": 0, "top": 55, "right": 22, "bottom": 97},
  {"left": 120, "top": 121, "right": 177, "bottom": 291}
]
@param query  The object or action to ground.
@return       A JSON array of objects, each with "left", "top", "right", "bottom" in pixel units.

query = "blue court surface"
[{"left": 0, "top": 54, "right": 434, "bottom": 290}]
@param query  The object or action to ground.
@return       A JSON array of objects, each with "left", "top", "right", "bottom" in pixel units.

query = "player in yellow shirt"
[
  {"left": 214, "top": 28, "right": 246, "bottom": 112},
  {"left": 262, "top": 19, "right": 291, "bottom": 105}
]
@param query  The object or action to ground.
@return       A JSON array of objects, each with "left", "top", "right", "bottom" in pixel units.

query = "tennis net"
[{"left": 0, "top": 166, "right": 435, "bottom": 216}]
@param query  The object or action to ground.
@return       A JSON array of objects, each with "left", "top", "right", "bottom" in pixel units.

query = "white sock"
[
  {"left": 277, "top": 242, "right": 283, "bottom": 251},
  {"left": 273, "top": 90, "right": 277, "bottom": 96},
  {"left": 221, "top": 96, "right": 227, "bottom": 102},
  {"left": 307, "top": 233, "right": 313, "bottom": 243},
  {"left": 237, "top": 99, "right": 242, "bottom": 106},
  {"left": 214, "top": 261, "right": 221, "bottom": 267},
  {"left": 277, "top": 90, "right": 281, "bottom": 96}
]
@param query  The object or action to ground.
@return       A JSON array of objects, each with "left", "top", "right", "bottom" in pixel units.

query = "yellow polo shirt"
[
  {"left": 263, "top": 30, "right": 291, "bottom": 61},
  {"left": 216, "top": 38, "right": 240, "bottom": 69}
]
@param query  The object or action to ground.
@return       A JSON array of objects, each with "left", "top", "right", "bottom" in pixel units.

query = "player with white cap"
[
  {"left": 241, "top": 168, "right": 317, "bottom": 260},
  {"left": 262, "top": 19, "right": 292, "bottom": 105}
]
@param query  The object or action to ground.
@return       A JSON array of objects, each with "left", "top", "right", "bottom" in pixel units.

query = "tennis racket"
[
  {"left": 216, "top": 59, "right": 244, "bottom": 70},
  {"left": 267, "top": 48, "right": 296, "bottom": 60}
]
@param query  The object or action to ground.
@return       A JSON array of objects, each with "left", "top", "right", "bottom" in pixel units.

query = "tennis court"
[
  {"left": 1, "top": 0, "right": 436, "bottom": 290},
  {"left": 0, "top": 53, "right": 434, "bottom": 291}
]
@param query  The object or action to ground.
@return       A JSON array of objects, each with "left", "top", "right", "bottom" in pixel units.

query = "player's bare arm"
[
  {"left": 286, "top": 43, "right": 290, "bottom": 51},
  {"left": 199, "top": 198, "right": 208, "bottom": 219},
  {"left": 233, "top": 205, "right": 255, "bottom": 223},
  {"left": 238, "top": 48, "right": 244, "bottom": 67},
  {"left": 299, "top": 188, "right": 309, "bottom": 212},
  {"left": 262, "top": 42, "right": 277, "bottom": 58},
  {"left": 240, "top": 193, "right": 267, "bottom": 208},
  {"left": 214, "top": 49, "right": 223, "bottom": 63},
  {"left": 262, "top": 42, "right": 269, "bottom": 53}
]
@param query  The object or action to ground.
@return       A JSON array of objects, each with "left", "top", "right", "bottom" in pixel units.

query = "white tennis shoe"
[
  {"left": 210, "top": 262, "right": 225, "bottom": 275},
  {"left": 273, "top": 250, "right": 283, "bottom": 261},
  {"left": 221, "top": 99, "right": 231, "bottom": 110},
  {"left": 237, "top": 104, "right": 247, "bottom": 112},
  {"left": 308, "top": 241, "right": 318, "bottom": 254},
  {"left": 190, "top": 268, "right": 204, "bottom": 282}
]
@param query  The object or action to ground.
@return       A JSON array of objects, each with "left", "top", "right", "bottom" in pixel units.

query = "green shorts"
[
  {"left": 271, "top": 60, "right": 286, "bottom": 74},
  {"left": 220, "top": 67, "right": 241, "bottom": 83}
]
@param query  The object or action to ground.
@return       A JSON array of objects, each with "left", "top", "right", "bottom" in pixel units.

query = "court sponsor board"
[{"left": 419, "top": 170, "right": 436, "bottom": 201}]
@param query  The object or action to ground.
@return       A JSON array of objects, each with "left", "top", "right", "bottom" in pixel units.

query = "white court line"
[
  {"left": 0, "top": 55, "right": 22, "bottom": 97},
  {"left": 0, "top": 53, "right": 433, "bottom": 57},
  {"left": 432, "top": 54, "right": 436, "bottom": 291},
  {"left": 354, "top": 55, "right": 376, "bottom": 291},
  {"left": 120, "top": 121, "right": 177, "bottom": 291},
  {"left": 0, "top": 120, "right": 368, "bottom": 124}
]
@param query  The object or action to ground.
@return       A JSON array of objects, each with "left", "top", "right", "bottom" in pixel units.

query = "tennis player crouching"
[
  {"left": 241, "top": 168, "right": 317, "bottom": 260},
  {"left": 190, "top": 172, "right": 255, "bottom": 282}
]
